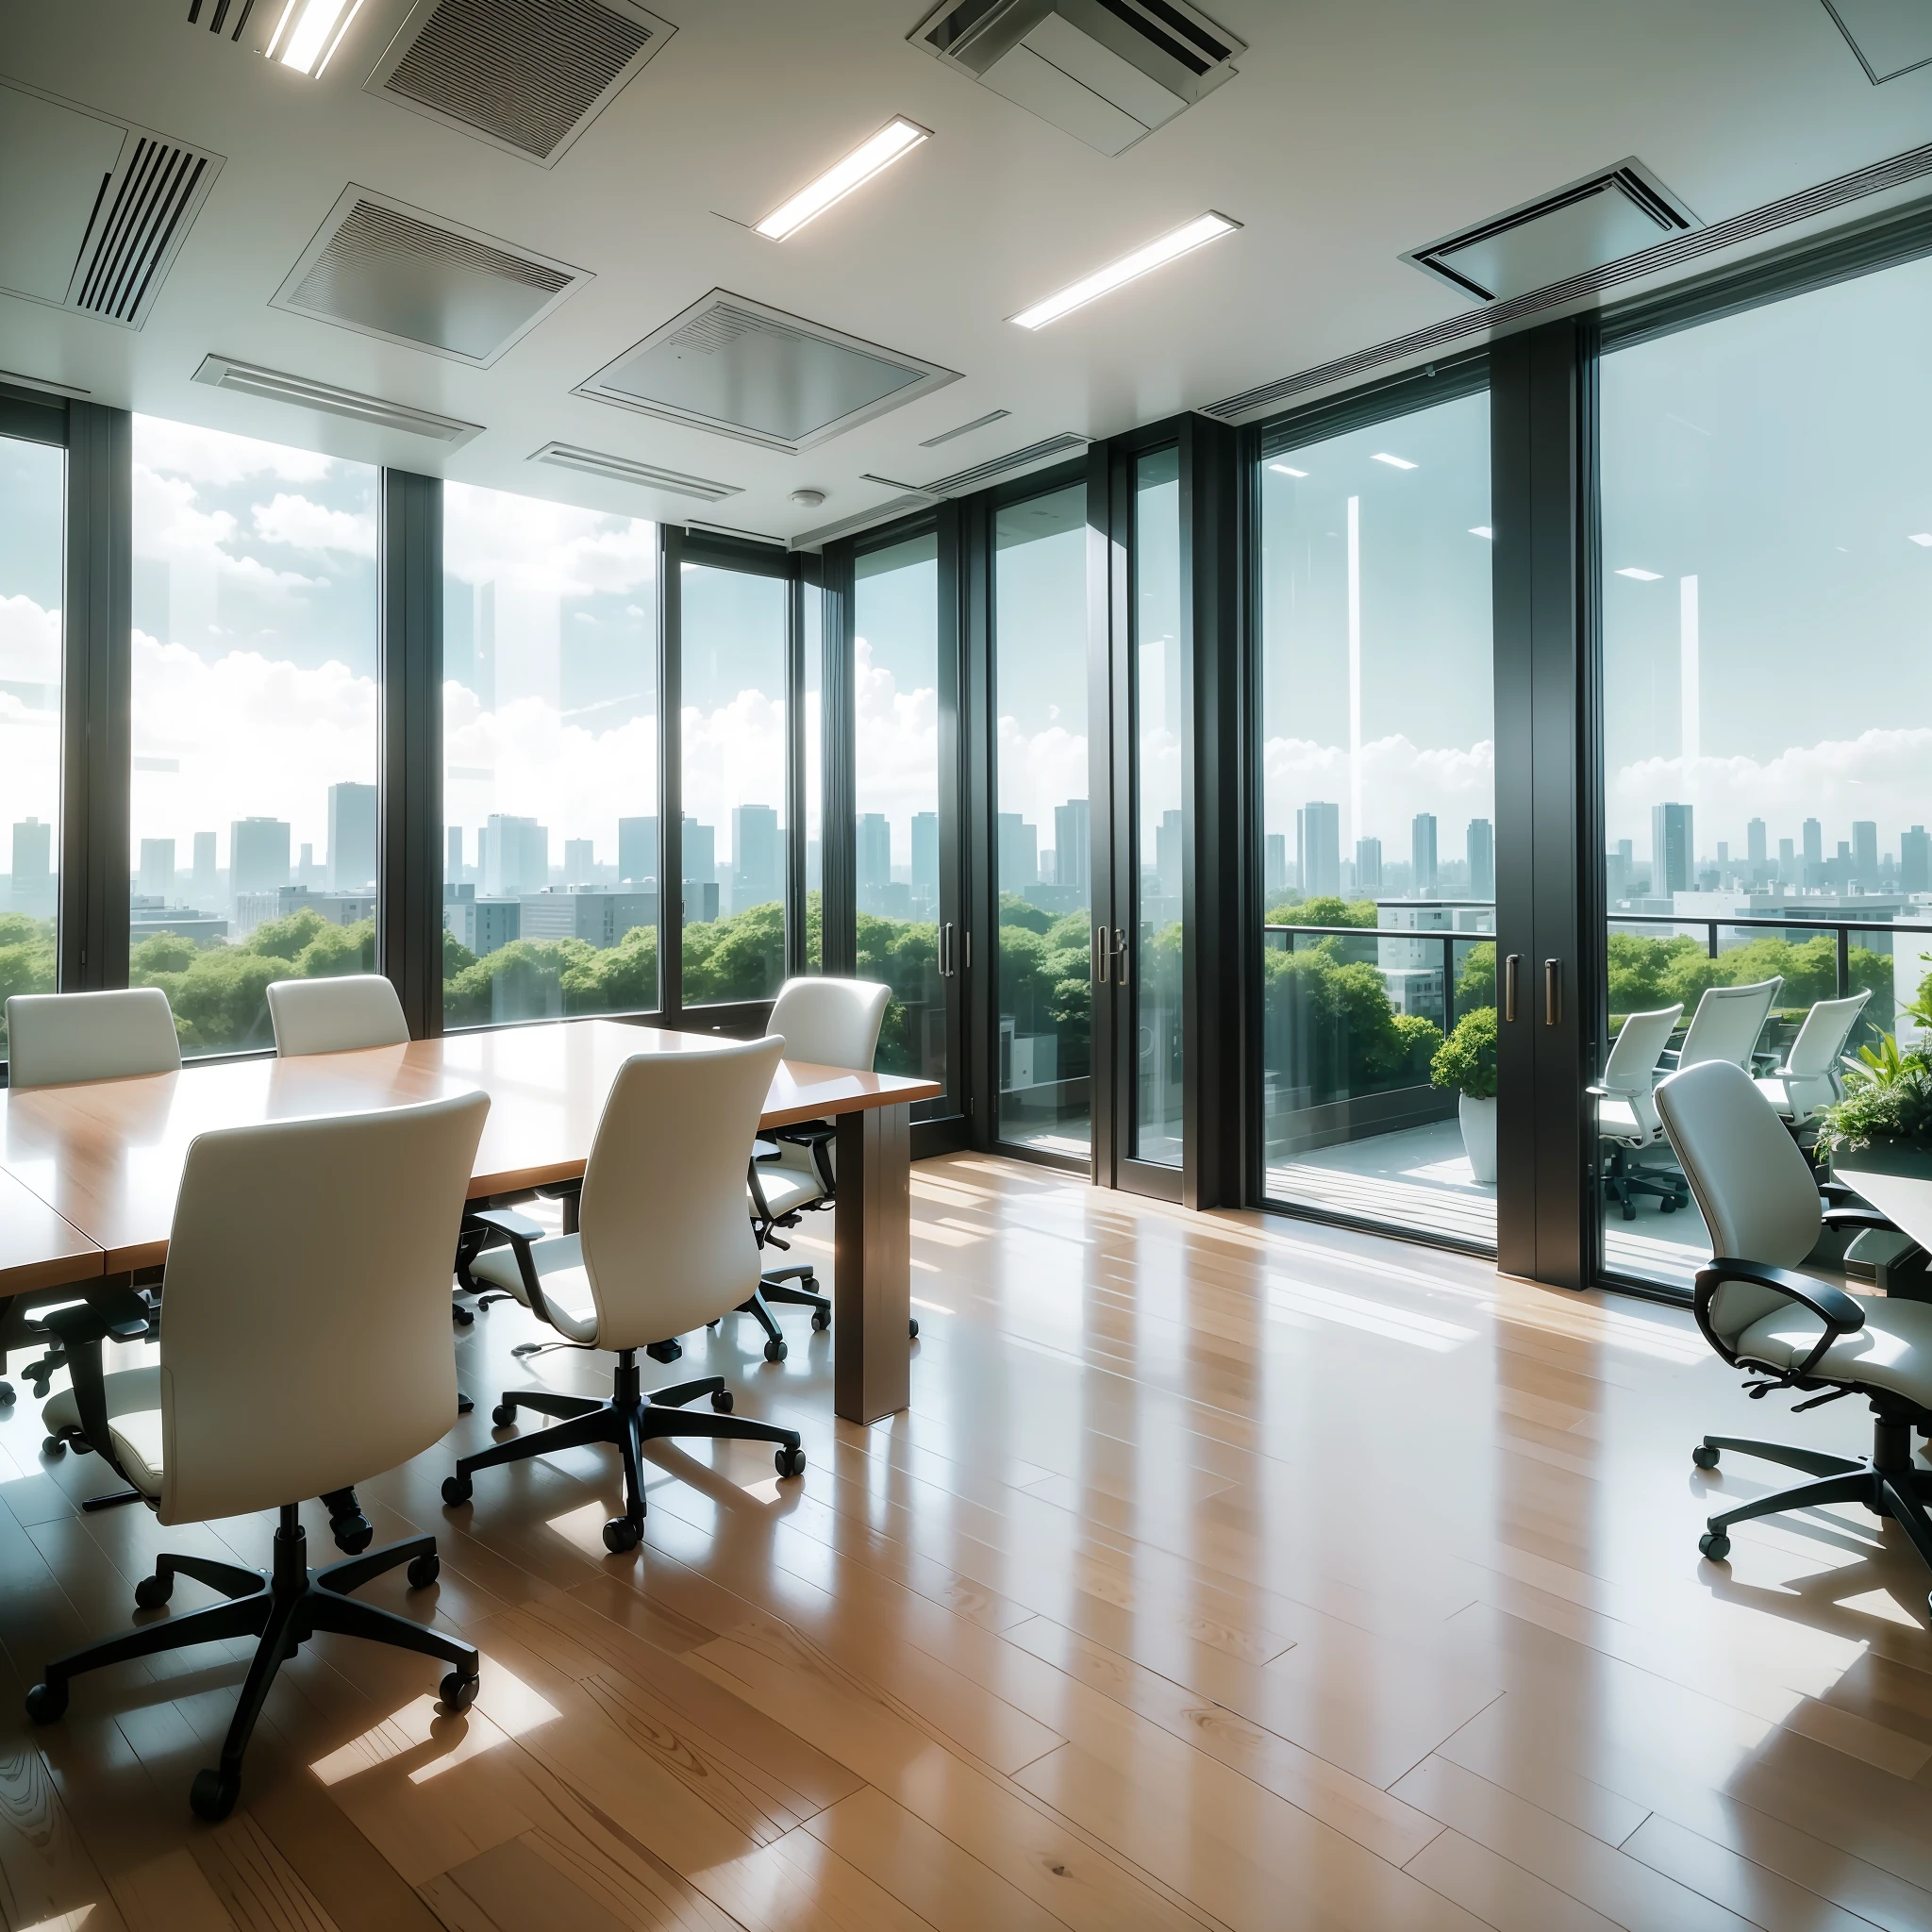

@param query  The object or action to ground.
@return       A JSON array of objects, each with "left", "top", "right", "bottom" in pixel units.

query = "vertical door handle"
[
  {"left": 1504, "top": 953, "right": 1521, "bottom": 1023},
  {"left": 1092, "top": 925, "right": 1108, "bottom": 984},
  {"left": 1114, "top": 928, "right": 1130, "bottom": 986},
  {"left": 1544, "top": 958, "right": 1561, "bottom": 1026},
  {"left": 939, "top": 923, "right": 955, "bottom": 977}
]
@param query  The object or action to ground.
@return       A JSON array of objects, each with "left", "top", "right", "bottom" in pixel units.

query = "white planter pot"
[{"left": 1458, "top": 1093, "right": 1498, "bottom": 1187}]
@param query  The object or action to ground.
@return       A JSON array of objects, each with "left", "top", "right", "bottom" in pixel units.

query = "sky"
[{"left": 0, "top": 434, "right": 63, "bottom": 880}]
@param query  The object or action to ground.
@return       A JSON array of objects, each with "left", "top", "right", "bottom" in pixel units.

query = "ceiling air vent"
[
  {"left": 924, "top": 431, "right": 1089, "bottom": 493},
  {"left": 910, "top": 0, "right": 1242, "bottom": 156},
  {"left": 366, "top": 0, "right": 675, "bottom": 166},
  {"left": 530, "top": 441, "right": 739, "bottom": 501},
  {"left": 576, "top": 291, "right": 960, "bottom": 453},
  {"left": 790, "top": 494, "right": 938, "bottom": 552},
  {"left": 185, "top": 0, "right": 261, "bottom": 43},
  {"left": 0, "top": 79, "right": 222, "bottom": 329},
  {"left": 1405, "top": 159, "right": 1698, "bottom": 304},
  {"left": 920, "top": 407, "right": 1010, "bottom": 448},
  {"left": 1821, "top": 0, "right": 1932, "bottom": 83},
  {"left": 192, "top": 354, "right": 483, "bottom": 444},
  {"left": 272, "top": 185, "right": 587, "bottom": 365}
]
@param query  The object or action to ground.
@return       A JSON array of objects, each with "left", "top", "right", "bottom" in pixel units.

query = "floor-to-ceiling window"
[
  {"left": 993, "top": 483, "right": 1091, "bottom": 1153},
  {"left": 679, "top": 559, "right": 787, "bottom": 1006},
  {"left": 129, "top": 418, "right": 380, "bottom": 1056},
  {"left": 441, "top": 483, "right": 659, "bottom": 1028},
  {"left": 1598, "top": 256, "right": 1932, "bottom": 1290},
  {"left": 0, "top": 430, "right": 64, "bottom": 1063},
  {"left": 1258, "top": 390, "right": 1496, "bottom": 1245},
  {"left": 802, "top": 573, "right": 824, "bottom": 974}
]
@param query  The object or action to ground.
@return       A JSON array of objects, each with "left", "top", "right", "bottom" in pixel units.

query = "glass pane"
[
  {"left": 854, "top": 531, "right": 944, "bottom": 1091},
  {"left": 681, "top": 563, "right": 786, "bottom": 1006},
  {"left": 1257, "top": 392, "right": 1496, "bottom": 1244},
  {"left": 1134, "top": 447, "right": 1184, "bottom": 1165},
  {"left": 0, "top": 433, "right": 64, "bottom": 1063},
  {"left": 1600, "top": 258, "right": 1932, "bottom": 1291},
  {"left": 994, "top": 483, "right": 1090, "bottom": 1153},
  {"left": 441, "top": 483, "right": 658, "bottom": 1028},
  {"left": 130, "top": 418, "right": 379, "bottom": 1056},
  {"left": 804, "top": 577, "right": 824, "bottom": 974}
]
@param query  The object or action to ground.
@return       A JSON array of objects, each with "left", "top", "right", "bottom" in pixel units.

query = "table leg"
[{"left": 834, "top": 1103, "right": 911, "bottom": 1424}]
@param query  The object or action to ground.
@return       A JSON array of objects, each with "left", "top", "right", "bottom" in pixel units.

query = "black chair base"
[
  {"left": 761, "top": 1265, "right": 831, "bottom": 1328},
  {"left": 442, "top": 1351, "right": 805, "bottom": 1555},
  {"left": 25, "top": 1505, "right": 475, "bottom": 1821},
  {"left": 1603, "top": 1143, "right": 1690, "bottom": 1220},
  {"left": 1693, "top": 1405, "right": 1932, "bottom": 1607}
]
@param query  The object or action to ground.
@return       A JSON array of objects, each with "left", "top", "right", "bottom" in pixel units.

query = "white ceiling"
[{"left": 4, "top": 0, "right": 1929, "bottom": 541}]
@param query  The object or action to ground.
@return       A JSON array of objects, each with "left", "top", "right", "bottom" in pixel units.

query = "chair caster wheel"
[
  {"left": 1699, "top": 1530, "right": 1731, "bottom": 1561},
  {"left": 602, "top": 1516, "right": 641, "bottom": 1554},
  {"left": 42, "top": 1437, "right": 64, "bottom": 1458},
  {"left": 908, "top": 1317, "right": 920, "bottom": 1340},
  {"left": 408, "top": 1552, "right": 441, "bottom": 1590},
  {"left": 191, "top": 1767, "right": 240, "bottom": 1822},
  {"left": 1659, "top": 1199, "right": 1675, "bottom": 1213},
  {"left": 0, "top": 1381, "right": 14, "bottom": 1406},
  {"left": 491, "top": 1402, "right": 517, "bottom": 1427},
  {"left": 810, "top": 1307, "right": 830, "bottom": 1332},
  {"left": 135, "top": 1572, "right": 173, "bottom": 1610},
  {"left": 711, "top": 1390, "right": 734, "bottom": 1413},
  {"left": 646, "top": 1339, "right": 683, "bottom": 1364},
  {"left": 25, "top": 1680, "right": 67, "bottom": 1724},
  {"left": 439, "top": 1670, "right": 479, "bottom": 1713},
  {"left": 763, "top": 1338, "right": 788, "bottom": 1363},
  {"left": 775, "top": 1444, "right": 806, "bottom": 1479},
  {"left": 441, "top": 1474, "right": 473, "bottom": 1507},
  {"left": 331, "top": 1516, "right": 373, "bottom": 1556},
  {"left": 453, "top": 1305, "right": 475, "bottom": 1326},
  {"left": 1692, "top": 1444, "right": 1719, "bottom": 1470}
]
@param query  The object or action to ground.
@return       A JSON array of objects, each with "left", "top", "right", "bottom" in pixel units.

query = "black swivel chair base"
[
  {"left": 1693, "top": 1401, "right": 1932, "bottom": 1607},
  {"left": 441, "top": 1350, "right": 806, "bottom": 1556},
  {"left": 738, "top": 1270, "right": 920, "bottom": 1348},
  {"left": 25, "top": 1504, "right": 476, "bottom": 1822},
  {"left": 1602, "top": 1144, "right": 1690, "bottom": 1220}
]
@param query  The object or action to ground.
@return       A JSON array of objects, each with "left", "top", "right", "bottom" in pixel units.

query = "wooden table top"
[
  {"left": 0, "top": 1018, "right": 941, "bottom": 1276},
  {"left": 0, "top": 1164, "right": 103, "bottom": 1294}
]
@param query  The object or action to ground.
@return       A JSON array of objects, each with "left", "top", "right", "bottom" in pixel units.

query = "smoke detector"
[{"left": 790, "top": 488, "right": 826, "bottom": 508}]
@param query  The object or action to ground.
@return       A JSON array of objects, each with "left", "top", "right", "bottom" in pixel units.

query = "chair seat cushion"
[
  {"left": 469, "top": 1235, "right": 600, "bottom": 1342},
  {"left": 1753, "top": 1075, "right": 1794, "bottom": 1120},
  {"left": 42, "top": 1365, "right": 165, "bottom": 1498},
  {"left": 753, "top": 1168, "right": 824, "bottom": 1219},
  {"left": 1597, "top": 1098, "right": 1659, "bottom": 1146},
  {"left": 1733, "top": 1294, "right": 1932, "bottom": 1405}
]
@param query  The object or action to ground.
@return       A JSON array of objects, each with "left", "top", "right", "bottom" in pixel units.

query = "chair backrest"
[
  {"left": 578, "top": 1035, "right": 785, "bottom": 1348},
  {"left": 156, "top": 1090, "right": 489, "bottom": 1525},
  {"left": 1602, "top": 1004, "right": 1683, "bottom": 1092},
  {"left": 5, "top": 988, "right": 181, "bottom": 1089},
  {"left": 1781, "top": 990, "right": 1872, "bottom": 1080},
  {"left": 1656, "top": 1059, "right": 1822, "bottom": 1340},
  {"left": 268, "top": 974, "right": 409, "bottom": 1056},
  {"left": 1677, "top": 977, "right": 1782, "bottom": 1071},
  {"left": 768, "top": 976, "right": 889, "bottom": 1071}
]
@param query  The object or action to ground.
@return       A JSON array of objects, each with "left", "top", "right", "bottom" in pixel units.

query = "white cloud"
[
  {"left": 996, "top": 714, "right": 1090, "bottom": 841},
  {"left": 1264, "top": 733, "right": 1495, "bottom": 857},
  {"left": 132, "top": 464, "right": 318, "bottom": 592},
  {"left": 133, "top": 416, "right": 336, "bottom": 486},
  {"left": 0, "top": 593, "right": 59, "bottom": 685},
  {"left": 253, "top": 492, "right": 375, "bottom": 558},
  {"left": 855, "top": 635, "right": 939, "bottom": 863},
  {"left": 443, "top": 484, "right": 656, "bottom": 600}
]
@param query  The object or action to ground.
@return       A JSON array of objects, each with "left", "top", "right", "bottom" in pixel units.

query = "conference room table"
[{"left": 0, "top": 1019, "right": 941, "bottom": 1424}]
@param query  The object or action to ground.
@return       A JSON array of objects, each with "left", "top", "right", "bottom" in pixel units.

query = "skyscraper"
[
  {"left": 10, "top": 817, "right": 52, "bottom": 917},
  {"left": 1747, "top": 818, "right": 1767, "bottom": 868},
  {"left": 1155, "top": 809, "right": 1184, "bottom": 901},
  {"left": 731, "top": 805, "right": 782, "bottom": 911},
  {"left": 326, "top": 781, "right": 377, "bottom": 891},
  {"left": 1411, "top": 813, "right": 1439, "bottom": 894},
  {"left": 910, "top": 810, "right": 939, "bottom": 911},
  {"left": 618, "top": 816, "right": 658, "bottom": 884},
  {"left": 1466, "top": 818, "right": 1494, "bottom": 900},
  {"left": 192, "top": 830, "right": 217, "bottom": 903},
  {"left": 1355, "top": 836, "right": 1383, "bottom": 892},
  {"left": 563, "top": 838, "right": 595, "bottom": 887},
  {"left": 996, "top": 813, "right": 1038, "bottom": 892},
  {"left": 479, "top": 814, "right": 548, "bottom": 897},
  {"left": 446, "top": 825, "right": 463, "bottom": 882},
  {"left": 138, "top": 837, "right": 175, "bottom": 903},
  {"left": 1803, "top": 817, "right": 1823, "bottom": 881},
  {"left": 1904, "top": 825, "right": 1931, "bottom": 895},
  {"left": 681, "top": 817, "right": 716, "bottom": 888},
  {"left": 1054, "top": 799, "right": 1090, "bottom": 891},
  {"left": 1853, "top": 820, "right": 1878, "bottom": 885},
  {"left": 1651, "top": 802, "right": 1693, "bottom": 898},
  {"left": 858, "top": 812, "right": 893, "bottom": 912},
  {"left": 1778, "top": 837, "right": 1795, "bottom": 881},
  {"left": 230, "top": 817, "right": 291, "bottom": 897},
  {"left": 1297, "top": 801, "right": 1341, "bottom": 898},
  {"left": 1264, "top": 831, "right": 1288, "bottom": 897}
]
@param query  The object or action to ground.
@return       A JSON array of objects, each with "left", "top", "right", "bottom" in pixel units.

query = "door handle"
[
  {"left": 1504, "top": 953, "right": 1521, "bottom": 1023},
  {"left": 1544, "top": 958, "right": 1561, "bottom": 1026},
  {"left": 939, "top": 923, "right": 955, "bottom": 977},
  {"left": 1093, "top": 924, "right": 1109, "bottom": 984},
  {"left": 1114, "top": 928, "right": 1130, "bottom": 987}
]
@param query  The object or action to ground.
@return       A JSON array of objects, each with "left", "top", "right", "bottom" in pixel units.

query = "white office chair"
[
  {"left": 1671, "top": 976, "right": 1784, "bottom": 1073},
  {"left": 1591, "top": 1003, "right": 1685, "bottom": 1219},
  {"left": 5, "top": 987, "right": 181, "bottom": 1087},
  {"left": 742, "top": 975, "right": 892, "bottom": 1357},
  {"left": 447, "top": 1036, "right": 807, "bottom": 1555},
  {"left": 1755, "top": 990, "right": 1872, "bottom": 1125},
  {"left": 267, "top": 973, "right": 409, "bottom": 1055},
  {"left": 25, "top": 1091, "right": 491, "bottom": 1821},
  {"left": 1654, "top": 1059, "right": 1932, "bottom": 1603}
]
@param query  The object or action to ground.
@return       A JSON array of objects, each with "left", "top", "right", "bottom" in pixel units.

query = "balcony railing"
[
  {"left": 1606, "top": 908, "right": 1932, "bottom": 1003},
  {"left": 1262, "top": 918, "right": 1493, "bottom": 1036}
]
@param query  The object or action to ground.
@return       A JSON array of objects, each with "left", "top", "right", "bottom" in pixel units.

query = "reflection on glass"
[
  {"left": 854, "top": 531, "right": 943, "bottom": 1091},
  {"left": 0, "top": 434, "right": 64, "bottom": 1062},
  {"left": 994, "top": 484, "right": 1090, "bottom": 1153},
  {"left": 130, "top": 418, "right": 380, "bottom": 1056},
  {"left": 441, "top": 482, "right": 658, "bottom": 1028},
  {"left": 681, "top": 564, "right": 787, "bottom": 1005},
  {"left": 803, "top": 577, "right": 824, "bottom": 974},
  {"left": 1600, "top": 259, "right": 1932, "bottom": 1291},
  {"left": 1257, "top": 392, "right": 1495, "bottom": 1245},
  {"left": 1134, "top": 448, "right": 1184, "bottom": 1165}
]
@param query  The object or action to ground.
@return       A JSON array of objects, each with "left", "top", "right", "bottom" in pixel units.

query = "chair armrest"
[
  {"left": 34, "top": 1287, "right": 152, "bottom": 1485},
  {"left": 1821, "top": 1205, "right": 1902, "bottom": 1235},
  {"left": 1693, "top": 1257, "right": 1865, "bottom": 1380},
  {"left": 773, "top": 1121, "right": 836, "bottom": 1145},
  {"left": 465, "top": 1209, "right": 557, "bottom": 1326},
  {"left": 753, "top": 1138, "right": 781, "bottom": 1161}
]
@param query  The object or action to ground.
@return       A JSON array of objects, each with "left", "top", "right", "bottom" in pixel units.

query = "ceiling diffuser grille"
[
  {"left": 367, "top": 0, "right": 675, "bottom": 165},
  {"left": 924, "top": 431, "right": 1088, "bottom": 492},
  {"left": 74, "top": 136, "right": 211, "bottom": 322},
  {"left": 530, "top": 441, "right": 740, "bottom": 501},
  {"left": 192, "top": 354, "right": 483, "bottom": 444}
]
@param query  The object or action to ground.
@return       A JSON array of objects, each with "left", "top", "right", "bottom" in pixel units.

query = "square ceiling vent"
[
  {"left": 366, "top": 0, "right": 675, "bottom": 166},
  {"left": 1404, "top": 159, "right": 1697, "bottom": 304},
  {"left": 575, "top": 291, "right": 961, "bottom": 452},
  {"left": 1820, "top": 0, "right": 1932, "bottom": 82},
  {"left": 272, "top": 185, "right": 589, "bottom": 365}
]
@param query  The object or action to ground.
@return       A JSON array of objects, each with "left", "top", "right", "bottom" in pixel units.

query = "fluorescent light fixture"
[
  {"left": 1615, "top": 566, "right": 1662, "bottom": 580},
  {"left": 1469, "top": 525, "right": 1493, "bottom": 540},
  {"left": 265, "top": 0, "right": 364, "bottom": 74},
  {"left": 1910, "top": 533, "right": 1932, "bottom": 546},
  {"left": 755, "top": 118, "right": 930, "bottom": 241},
  {"left": 1270, "top": 462, "right": 1307, "bottom": 478},
  {"left": 1371, "top": 452, "right": 1416, "bottom": 470},
  {"left": 1009, "top": 212, "right": 1240, "bottom": 330}
]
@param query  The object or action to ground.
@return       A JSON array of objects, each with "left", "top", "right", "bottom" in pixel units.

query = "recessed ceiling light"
[
  {"left": 1009, "top": 212, "right": 1241, "bottom": 330},
  {"left": 755, "top": 117, "right": 930, "bottom": 241},
  {"left": 1615, "top": 566, "right": 1662, "bottom": 580},
  {"left": 1371, "top": 452, "right": 1416, "bottom": 470},
  {"left": 1469, "top": 525, "right": 1493, "bottom": 540},
  {"left": 1909, "top": 533, "right": 1932, "bottom": 546},
  {"left": 264, "top": 0, "right": 364, "bottom": 75},
  {"left": 1269, "top": 462, "right": 1307, "bottom": 477}
]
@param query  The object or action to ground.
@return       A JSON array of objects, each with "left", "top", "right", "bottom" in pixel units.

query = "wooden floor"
[{"left": 0, "top": 1154, "right": 1930, "bottom": 1931}]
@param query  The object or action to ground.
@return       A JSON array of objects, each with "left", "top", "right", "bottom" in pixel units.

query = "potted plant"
[
  {"left": 1816, "top": 1034, "right": 1932, "bottom": 1179},
  {"left": 1431, "top": 1006, "right": 1499, "bottom": 1185}
]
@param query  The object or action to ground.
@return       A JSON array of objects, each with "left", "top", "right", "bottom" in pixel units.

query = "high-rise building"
[
  {"left": 563, "top": 838, "right": 596, "bottom": 887},
  {"left": 681, "top": 818, "right": 716, "bottom": 888},
  {"left": 230, "top": 817, "right": 291, "bottom": 897},
  {"left": 731, "top": 804, "right": 782, "bottom": 911},
  {"left": 10, "top": 817, "right": 53, "bottom": 916},
  {"left": 1155, "top": 809, "right": 1184, "bottom": 901},
  {"left": 1054, "top": 799, "right": 1090, "bottom": 891},
  {"left": 479, "top": 814, "right": 547, "bottom": 897},
  {"left": 1297, "top": 801, "right": 1341, "bottom": 898},
  {"left": 138, "top": 837, "right": 175, "bottom": 903},
  {"left": 1803, "top": 817, "right": 1824, "bottom": 881},
  {"left": 1466, "top": 818, "right": 1494, "bottom": 900},
  {"left": 910, "top": 811, "right": 939, "bottom": 911},
  {"left": 326, "top": 781, "right": 377, "bottom": 891},
  {"left": 1355, "top": 836, "right": 1383, "bottom": 892},
  {"left": 1651, "top": 802, "right": 1694, "bottom": 898},
  {"left": 618, "top": 816, "right": 658, "bottom": 884},
  {"left": 1853, "top": 820, "right": 1878, "bottom": 885},
  {"left": 858, "top": 812, "right": 894, "bottom": 912},
  {"left": 192, "top": 830, "right": 218, "bottom": 903},
  {"left": 996, "top": 813, "right": 1038, "bottom": 893},
  {"left": 446, "top": 825, "right": 463, "bottom": 881},
  {"left": 1903, "top": 825, "right": 1931, "bottom": 895},
  {"left": 1411, "top": 813, "right": 1439, "bottom": 894},
  {"left": 1264, "top": 831, "right": 1288, "bottom": 897},
  {"left": 1747, "top": 818, "right": 1767, "bottom": 868}
]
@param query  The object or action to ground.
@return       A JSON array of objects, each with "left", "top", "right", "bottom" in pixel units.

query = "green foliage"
[
  {"left": 1816, "top": 1037, "right": 1932, "bottom": 1155},
  {"left": 1607, "top": 930, "right": 1891, "bottom": 1028},
  {"left": 997, "top": 910, "right": 1093, "bottom": 1085},
  {"left": 1456, "top": 941, "right": 1496, "bottom": 1010},
  {"left": 0, "top": 914, "right": 57, "bottom": 1058},
  {"left": 1431, "top": 1005, "right": 1498, "bottom": 1100},
  {"left": 1262, "top": 937, "right": 1441, "bottom": 1106},
  {"left": 1269, "top": 896, "right": 1378, "bottom": 929},
  {"left": 857, "top": 910, "right": 938, "bottom": 1075}
]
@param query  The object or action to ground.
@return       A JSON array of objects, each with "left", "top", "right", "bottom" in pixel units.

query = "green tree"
[
  {"left": 0, "top": 914, "right": 57, "bottom": 1058},
  {"left": 1456, "top": 941, "right": 1496, "bottom": 1010},
  {"left": 1269, "top": 896, "right": 1377, "bottom": 928}
]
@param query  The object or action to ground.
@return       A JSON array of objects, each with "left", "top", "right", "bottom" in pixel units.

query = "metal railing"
[
  {"left": 1263, "top": 920, "right": 1495, "bottom": 1036},
  {"left": 1605, "top": 909, "right": 1932, "bottom": 1003}
]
